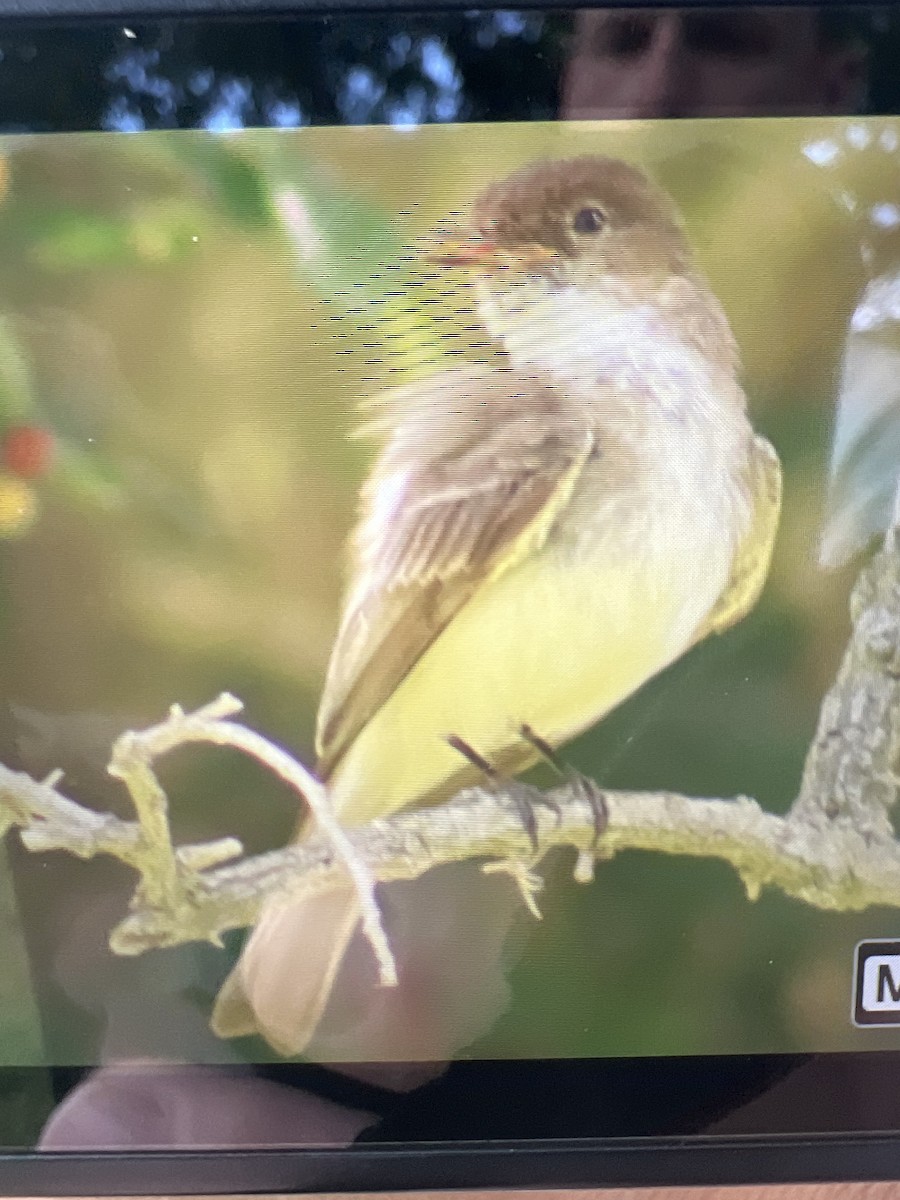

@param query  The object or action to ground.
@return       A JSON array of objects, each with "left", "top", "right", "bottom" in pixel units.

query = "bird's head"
[{"left": 429, "top": 155, "right": 692, "bottom": 296}]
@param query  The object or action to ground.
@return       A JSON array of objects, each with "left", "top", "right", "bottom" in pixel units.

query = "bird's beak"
[{"left": 427, "top": 237, "right": 559, "bottom": 273}]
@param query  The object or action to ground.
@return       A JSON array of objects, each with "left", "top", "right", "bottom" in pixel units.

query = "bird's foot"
[
  {"left": 518, "top": 723, "right": 564, "bottom": 775},
  {"left": 518, "top": 723, "right": 608, "bottom": 847},
  {"left": 503, "top": 779, "right": 550, "bottom": 855},
  {"left": 570, "top": 771, "right": 609, "bottom": 849},
  {"left": 446, "top": 733, "right": 497, "bottom": 780},
  {"left": 446, "top": 733, "right": 543, "bottom": 854}
]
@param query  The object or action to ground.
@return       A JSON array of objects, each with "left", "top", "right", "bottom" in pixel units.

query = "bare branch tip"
[
  {"left": 740, "top": 873, "right": 763, "bottom": 902},
  {"left": 574, "top": 850, "right": 596, "bottom": 884},
  {"left": 189, "top": 694, "right": 244, "bottom": 723},
  {"left": 379, "top": 963, "right": 400, "bottom": 988},
  {"left": 484, "top": 858, "right": 545, "bottom": 919},
  {"left": 177, "top": 837, "right": 244, "bottom": 871}
]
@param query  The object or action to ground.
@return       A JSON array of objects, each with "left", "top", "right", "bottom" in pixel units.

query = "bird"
[{"left": 211, "top": 154, "right": 782, "bottom": 1058}]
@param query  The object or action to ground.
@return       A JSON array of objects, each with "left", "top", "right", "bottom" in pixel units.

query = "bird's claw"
[
  {"left": 571, "top": 772, "right": 608, "bottom": 847},
  {"left": 447, "top": 732, "right": 544, "bottom": 852},
  {"left": 519, "top": 723, "right": 606, "bottom": 843},
  {"left": 505, "top": 780, "right": 547, "bottom": 855}
]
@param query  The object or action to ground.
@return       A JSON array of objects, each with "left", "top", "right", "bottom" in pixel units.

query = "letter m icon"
[
  {"left": 856, "top": 943, "right": 900, "bottom": 1024},
  {"left": 878, "top": 962, "right": 900, "bottom": 1004}
]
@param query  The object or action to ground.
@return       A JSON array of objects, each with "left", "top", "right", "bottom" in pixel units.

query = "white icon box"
[{"left": 853, "top": 941, "right": 900, "bottom": 1026}]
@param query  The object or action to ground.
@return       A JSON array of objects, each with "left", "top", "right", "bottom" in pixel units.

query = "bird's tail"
[{"left": 211, "top": 884, "right": 361, "bottom": 1057}]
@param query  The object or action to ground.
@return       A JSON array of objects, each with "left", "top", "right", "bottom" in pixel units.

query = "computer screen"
[{"left": 0, "top": 2, "right": 897, "bottom": 1175}]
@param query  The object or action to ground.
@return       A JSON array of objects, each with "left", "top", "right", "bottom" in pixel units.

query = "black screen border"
[
  {"left": 0, "top": 0, "right": 882, "bottom": 23},
  {"left": 2, "top": 1134, "right": 900, "bottom": 1195},
  {"left": 2, "top": 1052, "right": 900, "bottom": 1188}
]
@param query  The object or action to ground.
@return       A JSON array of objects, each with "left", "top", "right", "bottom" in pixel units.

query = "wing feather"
[
  {"left": 316, "top": 364, "right": 593, "bottom": 777},
  {"left": 700, "top": 433, "right": 782, "bottom": 639}
]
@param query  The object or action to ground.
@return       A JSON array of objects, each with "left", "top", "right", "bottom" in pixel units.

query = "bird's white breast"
[{"left": 491, "top": 281, "right": 751, "bottom": 624}]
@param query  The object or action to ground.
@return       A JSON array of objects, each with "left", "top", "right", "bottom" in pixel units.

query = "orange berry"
[{"left": 1, "top": 424, "right": 55, "bottom": 479}]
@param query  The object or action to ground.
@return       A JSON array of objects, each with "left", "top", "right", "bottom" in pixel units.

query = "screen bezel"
[
  {"left": 4, "top": 1132, "right": 900, "bottom": 1195},
  {"left": 0, "top": 0, "right": 882, "bottom": 20}
]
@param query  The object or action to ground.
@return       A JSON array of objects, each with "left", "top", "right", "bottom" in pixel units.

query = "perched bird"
[{"left": 213, "top": 155, "right": 782, "bottom": 1058}]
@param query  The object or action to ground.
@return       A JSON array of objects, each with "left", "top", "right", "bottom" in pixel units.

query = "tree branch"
[
  {"left": 0, "top": 487, "right": 897, "bottom": 989},
  {"left": 790, "top": 508, "right": 900, "bottom": 837}
]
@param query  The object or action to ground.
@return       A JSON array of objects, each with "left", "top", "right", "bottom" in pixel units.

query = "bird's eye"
[{"left": 572, "top": 206, "right": 606, "bottom": 234}]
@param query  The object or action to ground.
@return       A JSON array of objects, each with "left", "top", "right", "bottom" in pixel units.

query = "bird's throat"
[{"left": 476, "top": 275, "right": 731, "bottom": 394}]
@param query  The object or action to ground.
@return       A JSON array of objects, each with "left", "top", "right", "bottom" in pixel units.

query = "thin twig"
[{"left": 112, "top": 695, "right": 396, "bottom": 984}]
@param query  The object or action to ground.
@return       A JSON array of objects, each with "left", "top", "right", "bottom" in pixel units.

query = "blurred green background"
[{"left": 0, "top": 119, "right": 898, "bottom": 1103}]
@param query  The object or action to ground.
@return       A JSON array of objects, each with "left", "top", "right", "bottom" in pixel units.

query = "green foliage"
[
  {"left": 167, "top": 137, "right": 275, "bottom": 230},
  {"left": 0, "top": 316, "right": 37, "bottom": 426}
]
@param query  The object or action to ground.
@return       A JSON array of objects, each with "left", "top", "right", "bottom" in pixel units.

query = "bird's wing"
[
  {"left": 699, "top": 433, "right": 782, "bottom": 639},
  {"left": 315, "top": 364, "right": 594, "bottom": 777}
]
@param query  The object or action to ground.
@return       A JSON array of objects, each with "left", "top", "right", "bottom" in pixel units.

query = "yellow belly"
[{"left": 328, "top": 533, "right": 724, "bottom": 825}]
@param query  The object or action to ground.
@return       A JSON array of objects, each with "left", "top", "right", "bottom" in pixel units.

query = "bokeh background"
[{"left": 0, "top": 117, "right": 897, "bottom": 1141}]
